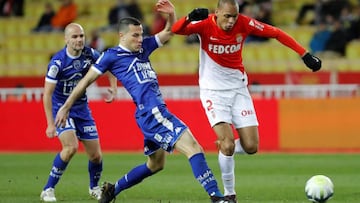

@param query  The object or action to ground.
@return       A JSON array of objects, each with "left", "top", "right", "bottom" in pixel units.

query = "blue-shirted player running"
[
  {"left": 55, "top": 1, "right": 229, "bottom": 203},
  {"left": 41, "top": 23, "right": 117, "bottom": 202}
]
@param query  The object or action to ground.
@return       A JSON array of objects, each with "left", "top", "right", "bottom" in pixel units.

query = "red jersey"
[{"left": 172, "top": 14, "right": 307, "bottom": 90}]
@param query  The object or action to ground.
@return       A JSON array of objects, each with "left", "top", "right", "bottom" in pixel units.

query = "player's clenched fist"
[
  {"left": 302, "top": 52, "right": 322, "bottom": 72},
  {"left": 187, "top": 8, "right": 209, "bottom": 21}
]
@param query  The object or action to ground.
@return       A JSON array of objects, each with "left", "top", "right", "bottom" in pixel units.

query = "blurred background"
[
  {"left": 0, "top": 0, "right": 359, "bottom": 153},
  {"left": 0, "top": 0, "right": 359, "bottom": 78}
]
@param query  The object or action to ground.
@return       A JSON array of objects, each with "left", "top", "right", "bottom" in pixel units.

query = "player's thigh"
[
  {"left": 57, "top": 117, "right": 78, "bottom": 148},
  {"left": 236, "top": 126, "right": 259, "bottom": 153},
  {"left": 174, "top": 129, "right": 203, "bottom": 158},
  {"left": 58, "top": 130, "right": 79, "bottom": 161},
  {"left": 75, "top": 117, "right": 101, "bottom": 157},
  {"left": 213, "top": 122, "right": 235, "bottom": 141},
  {"left": 58, "top": 129, "right": 78, "bottom": 148}
]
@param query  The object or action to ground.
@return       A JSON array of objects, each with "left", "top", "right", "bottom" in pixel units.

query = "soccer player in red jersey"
[
  {"left": 172, "top": 0, "right": 321, "bottom": 202},
  {"left": 55, "top": 1, "right": 229, "bottom": 203}
]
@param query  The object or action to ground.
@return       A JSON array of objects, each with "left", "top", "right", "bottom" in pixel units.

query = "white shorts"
[{"left": 200, "top": 87, "right": 259, "bottom": 129}]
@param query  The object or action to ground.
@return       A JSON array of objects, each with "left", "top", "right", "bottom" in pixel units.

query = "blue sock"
[
  {"left": 88, "top": 160, "right": 102, "bottom": 189},
  {"left": 114, "top": 163, "right": 153, "bottom": 196},
  {"left": 44, "top": 153, "right": 68, "bottom": 190},
  {"left": 189, "top": 153, "right": 223, "bottom": 197}
]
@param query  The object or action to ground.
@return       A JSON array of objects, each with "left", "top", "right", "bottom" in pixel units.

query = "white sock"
[
  {"left": 234, "top": 138, "right": 246, "bottom": 154},
  {"left": 218, "top": 151, "right": 236, "bottom": 196}
]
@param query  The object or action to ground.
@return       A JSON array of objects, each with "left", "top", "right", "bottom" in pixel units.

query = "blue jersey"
[
  {"left": 93, "top": 36, "right": 165, "bottom": 116},
  {"left": 93, "top": 36, "right": 188, "bottom": 154},
  {"left": 45, "top": 46, "right": 100, "bottom": 119}
]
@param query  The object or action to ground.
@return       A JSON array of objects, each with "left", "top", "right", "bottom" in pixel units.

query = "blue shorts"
[
  {"left": 136, "top": 105, "right": 188, "bottom": 155},
  {"left": 56, "top": 117, "right": 99, "bottom": 140}
]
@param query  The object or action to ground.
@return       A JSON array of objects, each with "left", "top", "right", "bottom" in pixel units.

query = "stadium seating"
[
  {"left": 347, "top": 41, "right": 360, "bottom": 60},
  {"left": 0, "top": 51, "right": 7, "bottom": 75},
  {"left": 0, "top": 0, "right": 359, "bottom": 77}
]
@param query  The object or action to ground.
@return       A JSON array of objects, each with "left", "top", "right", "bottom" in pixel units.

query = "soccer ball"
[{"left": 305, "top": 175, "right": 334, "bottom": 203}]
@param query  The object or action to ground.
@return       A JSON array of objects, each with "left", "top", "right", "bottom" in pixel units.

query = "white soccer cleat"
[
  {"left": 89, "top": 186, "right": 102, "bottom": 200},
  {"left": 40, "top": 188, "right": 56, "bottom": 202}
]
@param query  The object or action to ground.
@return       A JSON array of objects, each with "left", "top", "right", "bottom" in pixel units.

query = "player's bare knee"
[
  {"left": 192, "top": 143, "right": 204, "bottom": 154},
  {"left": 89, "top": 153, "right": 102, "bottom": 163},
  {"left": 61, "top": 146, "right": 78, "bottom": 160},
  {"left": 66, "top": 145, "right": 78, "bottom": 154},
  {"left": 147, "top": 154, "right": 165, "bottom": 173},
  {"left": 244, "top": 144, "right": 258, "bottom": 154},
  {"left": 148, "top": 163, "right": 164, "bottom": 173},
  {"left": 221, "top": 141, "right": 235, "bottom": 155}
]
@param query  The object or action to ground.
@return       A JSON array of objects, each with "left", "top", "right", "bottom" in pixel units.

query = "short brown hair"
[{"left": 118, "top": 17, "right": 142, "bottom": 32}]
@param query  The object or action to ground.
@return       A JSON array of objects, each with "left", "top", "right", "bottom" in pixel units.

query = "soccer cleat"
[
  {"left": 99, "top": 182, "right": 116, "bottom": 203},
  {"left": 89, "top": 186, "right": 102, "bottom": 200},
  {"left": 40, "top": 188, "right": 57, "bottom": 202},
  {"left": 224, "top": 194, "right": 238, "bottom": 203},
  {"left": 210, "top": 195, "right": 229, "bottom": 203}
]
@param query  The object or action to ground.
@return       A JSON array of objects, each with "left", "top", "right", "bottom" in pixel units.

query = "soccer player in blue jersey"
[
  {"left": 40, "top": 23, "right": 117, "bottom": 202},
  {"left": 54, "top": 1, "right": 228, "bottom": 203}
]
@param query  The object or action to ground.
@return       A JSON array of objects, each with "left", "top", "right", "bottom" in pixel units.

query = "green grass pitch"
[{"left": 0, "top": 152, "right": 359, "bottom": 203}]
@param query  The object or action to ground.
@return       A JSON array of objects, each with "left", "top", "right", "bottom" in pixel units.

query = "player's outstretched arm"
[
  {"left": 156, "top": 0, "right": 176, "bottom": 44},
  {"left": 258, "top": 25, "right": 321, "bottom": 72},
  {"left": 55, "top": 67, "right": 100, "bottom": 127}
]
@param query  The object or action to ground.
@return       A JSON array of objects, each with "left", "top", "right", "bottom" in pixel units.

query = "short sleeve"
[
  {"left": 93, "top": 51, "right": 113, "bottom": 74},
  {"left": 45, "top": 60, "right": 60, "bottom": 83}
]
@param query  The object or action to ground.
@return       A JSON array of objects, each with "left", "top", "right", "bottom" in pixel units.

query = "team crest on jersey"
[
  {"left": 73, "top": 60, "right": 81, "bottom": 70},
  {"left": 236, "top": 34, "right": 243, "bottom": 43}
]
